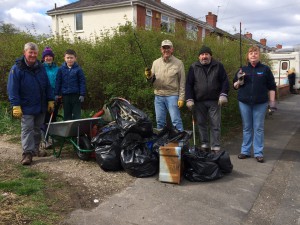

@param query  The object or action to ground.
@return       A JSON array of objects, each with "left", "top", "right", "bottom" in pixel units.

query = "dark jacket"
[
  {"left": 288, "top": 72, "right": 296, "bottom": 85},
  {"left": 7, "top": 56, "right": 53, "bottom": 115},
  {"left": 233, "top": 62, "right": 276, "bottom": 104},
  {"left": 55, "top": 62, "right": 86, "bottom": 96},
  {"left": 185, "top": 59, "right": 229, "bottom": 101}
]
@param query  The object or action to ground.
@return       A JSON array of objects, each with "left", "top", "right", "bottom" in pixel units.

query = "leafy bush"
[
  {"left": 0, "top": 22, "right": 252, "bottom": 135},
  {"left": 0, "top": 101, "right": 21, "bottom": 135}
]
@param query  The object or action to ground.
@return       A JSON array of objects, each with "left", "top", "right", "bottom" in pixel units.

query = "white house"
[{"left": 47, "top": 0, "right": 235, "bottom": 42}]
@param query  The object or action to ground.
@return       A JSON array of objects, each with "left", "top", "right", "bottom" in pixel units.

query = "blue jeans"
[
  {"left": 154, "top": 95, "right": 183, "bottom": 131},
  {"left": 239, "top": 101, "right": 268, "bottom": 157}
]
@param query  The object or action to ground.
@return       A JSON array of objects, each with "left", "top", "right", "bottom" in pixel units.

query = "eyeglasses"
[{"left": 162, "top": 46, "right": 171, "bottom": 50}]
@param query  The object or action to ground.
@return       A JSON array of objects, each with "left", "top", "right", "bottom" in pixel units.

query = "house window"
[
  {"left": 161, "top": 14, "right": 175, "bottom": 33},
  {"left": 146, "top": 9, "right": 152, "bottom": 30},
  {"left": 202, "top": 28, "right": 206, "bottom": 40},
  {"left": 281, "top": 61, "right": 288, "bottom": 71},
  {"left": 75, "top": 13, "right": 83, "bottom": 31},
  {"left": 186, "top": 23, "right": 198, "bottom": 40}
]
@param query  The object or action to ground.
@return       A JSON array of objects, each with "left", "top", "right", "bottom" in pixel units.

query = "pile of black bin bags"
[
  {"left": 91, "top": 98, "right": 233, "bottom": 181},
  {"left": 183, "top": 148, "right": 233, "bottom": 181}
]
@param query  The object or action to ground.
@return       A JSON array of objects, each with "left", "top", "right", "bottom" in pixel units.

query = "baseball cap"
[{"left": 161, "top": 40, "right": 173, "bottom": 47}]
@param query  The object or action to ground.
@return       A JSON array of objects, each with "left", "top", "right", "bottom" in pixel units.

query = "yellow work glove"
[
  {"left": 178, "top": 100, "right": 184, "bottom": 108},
  {"left": 12, "top": 106, "right": 22, "bottom": 119},
  {"left": 144, "top": 67, "right": 152, "bottom": 79},
  {"left": 48, "top": 101, "right": 55, "bottom": 113}
]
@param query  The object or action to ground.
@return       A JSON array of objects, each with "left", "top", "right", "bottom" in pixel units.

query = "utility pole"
[{"left": 217, "top": 5, "right": 221, "bottom": 16}]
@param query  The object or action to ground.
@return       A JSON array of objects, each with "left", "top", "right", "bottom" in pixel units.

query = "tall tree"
[{"left": 0, "top": 21, "right": 20, "bottom": 34}]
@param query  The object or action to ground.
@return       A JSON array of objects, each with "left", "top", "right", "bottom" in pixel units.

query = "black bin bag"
[
  {"left": 183, "top": 150, "right": 223, "bottom": 182},
  {"left": 91, "top": 122, "right": 123, "bottom": 171},
  {"left": 94, "top": 143, "right": 122, "bottom": 171},
  {"left": 152, "top": 126, "right": 192, "bottom": 155},
  {"left": 120, "top": 133, "right": 158, "bottom": 178},
  {"left": 91, "top": 122, "right": 121, "bottom": 145},
  {"left": 205, "top": 150, "right": 233, "bottom": 174},
  {"left": 108, "top": 98, "right": 153, "bottom": 137}
]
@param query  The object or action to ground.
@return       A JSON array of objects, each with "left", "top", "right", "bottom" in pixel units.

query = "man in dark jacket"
[
  {"left": 7, "top": 42, "right": 54, "bottom": 165},
  {"left": 185, "top": 46, "right": 229, "bottom": 153}
]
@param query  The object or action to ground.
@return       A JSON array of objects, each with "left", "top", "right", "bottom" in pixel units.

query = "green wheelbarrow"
[{"left": 48, "top": 117, "right": 105, "bottom": 160}]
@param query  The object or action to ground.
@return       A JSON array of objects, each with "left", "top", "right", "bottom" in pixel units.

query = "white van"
[{"left": 266, "top": 50, "right": 300, "bottom": 89}]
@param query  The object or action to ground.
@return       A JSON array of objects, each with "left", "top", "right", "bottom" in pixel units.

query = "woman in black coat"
[{"left": 287, "top": 68, "right": 297, "bottom": 94}]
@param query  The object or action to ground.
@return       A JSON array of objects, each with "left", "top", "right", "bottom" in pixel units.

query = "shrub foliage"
[{"left": 0, "top": 22, "right": 252, "bottom": 132}]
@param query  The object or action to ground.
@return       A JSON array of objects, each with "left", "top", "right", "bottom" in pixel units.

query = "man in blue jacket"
[
  {"left": 185, "top": 46, "right": 229, "bottom": 153},
  {"left": 7, "top": 42, "right": 54, "bottom": 165}
]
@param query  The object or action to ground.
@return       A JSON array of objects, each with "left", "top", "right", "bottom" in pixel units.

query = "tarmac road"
[{"left": 64, "top": 94, "right": 300, "bottom": 225}]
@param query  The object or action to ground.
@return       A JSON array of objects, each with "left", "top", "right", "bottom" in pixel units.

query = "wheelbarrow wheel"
[{"left": 75, "top": 136, "right": 92, "bottom": 161}]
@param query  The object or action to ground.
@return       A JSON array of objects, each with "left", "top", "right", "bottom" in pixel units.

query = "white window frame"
[
  {"left": 161, "top": 14, "right": 175, "bottom": 33},
  {"left": 75, "top": 13, "right": 83, "bottom": 31},
  {"left": 186, "top": 22, "right": 198, "bottom": 40},
  {"left": 145, "top": 9, "right": 152, "bottom": 30},
  {"left": 202, "top": 28, "right": 206, "bottom": 40}
]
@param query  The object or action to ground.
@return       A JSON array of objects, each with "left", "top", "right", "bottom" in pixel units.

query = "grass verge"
[{"left": 0, "top": 161, "right": 69, "bottom": 225}]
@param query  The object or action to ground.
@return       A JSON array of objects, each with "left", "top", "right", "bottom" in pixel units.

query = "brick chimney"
[
  {"left": 276, "top": 44, "right": 282, "bottom": 49},
  {"left": 206, "top": 12, "right": 217, "bottom": 28},
  {"left": 244, "top": 32, "right": 252, "bottom": 39},
  {"left": 260, "top": 38, "right": 267, "bottom": 46}
]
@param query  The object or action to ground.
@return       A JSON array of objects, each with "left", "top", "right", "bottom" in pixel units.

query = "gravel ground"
[{"left": 0, "top": 134, "right": 136, "bottom": 208}]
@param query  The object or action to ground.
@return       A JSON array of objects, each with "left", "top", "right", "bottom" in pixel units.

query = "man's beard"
[{"left": 200, "top": 58, "right": 211, "bottom": 65}]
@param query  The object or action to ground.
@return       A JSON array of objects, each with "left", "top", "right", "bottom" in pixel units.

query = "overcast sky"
[{"left": 0, "top": 0, "right": 299, "bottom": 48}]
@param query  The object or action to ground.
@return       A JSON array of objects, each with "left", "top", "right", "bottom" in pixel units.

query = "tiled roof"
[
  {"left": 233, "top": 33, "right": 272, "bottom": 51},
  {"left": 212, "top": 27, "right": 236, "bottom": 40},
  {"left": 51, "top": 0, "right": 124, "bottom": 11},
  {"left": 47, "top": 0, "right": 210, "bottom": 28}
]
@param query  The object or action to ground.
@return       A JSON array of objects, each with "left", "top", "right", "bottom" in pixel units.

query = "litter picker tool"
[
  {"left": 192, "top": 112, "right": 196, "bottom": 147},
  {"left": 44, "top": 111, "right": 54, "bottom": 144},
  {"left": 189, "top": 110, "right": 197, "bottom": 153},
  {"left": 239, "top": 22, "right": 242, "bottom": 68},
  {"left": 237, "top": 22, "right": 245, "bottom": 84},
  {"left": 134, "top": 32, "right": 149, "bottom": 69}
]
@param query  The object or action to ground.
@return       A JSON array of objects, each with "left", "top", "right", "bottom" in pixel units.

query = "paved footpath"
[{"left": 64, "top": 95, "right": 300, "bottom": 225}]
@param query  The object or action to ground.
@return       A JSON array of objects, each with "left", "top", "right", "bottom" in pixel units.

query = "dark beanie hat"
[
  {"left": 42, "top": 47, "right": 54, "bottom": 59},
  {"left": 198, "top": 45, "right": 212, "bottom": 56}
]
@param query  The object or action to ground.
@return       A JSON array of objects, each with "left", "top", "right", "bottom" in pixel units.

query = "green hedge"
[{"left": 1, "top": 23, "right": 253, "bottom": 135}]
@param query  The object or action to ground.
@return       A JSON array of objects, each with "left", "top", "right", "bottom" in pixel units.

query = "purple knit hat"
[{"left": 42, "top": 47, "right": 54, "bottom": 59}]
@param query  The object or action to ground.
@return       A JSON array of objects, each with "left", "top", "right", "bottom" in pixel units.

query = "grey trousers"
[
  {"left": 194, "top": 100, "right": 221, "bottom": 150},
  {"left": 21, "top": 113, "right": 45, "bottom": 155}
]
